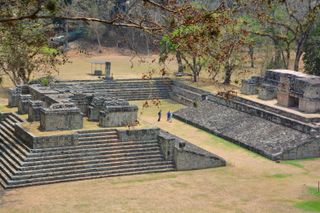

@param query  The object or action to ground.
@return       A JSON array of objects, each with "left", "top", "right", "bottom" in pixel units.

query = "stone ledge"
[{"left": 15, "top": 123, "right": 79, "bottom": 149}]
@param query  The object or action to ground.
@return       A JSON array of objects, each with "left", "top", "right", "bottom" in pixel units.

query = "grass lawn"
[
  {"left": 0, "top": 100, "right": 319, "bottom": 213},
  {"left": 0, "top": 52, "right": 318, "bottom": 213}
]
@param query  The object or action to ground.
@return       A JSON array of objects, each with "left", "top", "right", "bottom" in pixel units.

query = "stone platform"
[{"left": 174, "top": 101, "right": 320, "bottom": 160}]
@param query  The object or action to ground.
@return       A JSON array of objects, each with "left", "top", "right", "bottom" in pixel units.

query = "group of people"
[{"left": 157, "top": 110, "right": 173, "bottom": 122}]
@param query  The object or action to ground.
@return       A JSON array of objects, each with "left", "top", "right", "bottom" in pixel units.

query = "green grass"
[
  {"left": 295, "top": 201, "right": 320, "bottom": 212},
  {"left": 309, "top": 187, "right": 320, "bottom": 197},
  {"left": 283, "top": 160, "right": 305, "bottom": 168},
  {"left": 269, "top": 173, "right": 293, "bottom": 179},
  {"left": 294, "top": 186, "right": 320, "bottom": 212}
]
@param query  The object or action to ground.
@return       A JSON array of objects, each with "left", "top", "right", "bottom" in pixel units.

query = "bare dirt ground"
[{"left": 0, "top": 100, "right": 319, "bottom": 213}]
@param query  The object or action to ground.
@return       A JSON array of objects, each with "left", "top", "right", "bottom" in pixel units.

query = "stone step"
[
  {"left": 29, "top": 141, "right": 159, "bottom": 157},
  {"left": 7, "top": 114, "right": 24, "bottom": 123},
  {"left": 78, "top": 129, "right": 117, "bottom": 134},
  {"left": 78, "top": 138, "right": 120, "bottom": 145},
  {"left": 0, "top": 156, "right": 19, "bottom": 176},
  {"left": 0, "top": 162, "right": 15, "bottom": 179},
  {"left": 23, "top": 148, "right": 162, "bottom": 166},
  {"left": 0, "top": 124, "right": 29, "bottom": 157},
  {"left": 8, "top": 162, "right": 175, "bottom": 188},
  {"left": 0, "top": 169, "right": 11, "bottom": 187},
  {"left": 5, "top": 166, "right": 175, "bottom": 189},
  {"left": 0, "top": 120, "right": 30, "bottom": 152},
  {"left": 14, "top": 157, "right": 168, "bottom": 179},
  {"left": 0, "top": 148, "right": 22, "bottom": 171},
  {"left": 20, "top": 153, "right": 164, "bottom": 171},
  {"left": 78, "top": 139, "right": 129, "bottom": 146},
  {"left": 77, "top": 132, "right": 118, "bottom": 138},
  {"left": 31, "top": 139, "right": 158, "bottom": 154},
  {"left": 0, "top": 133, "right": 26, "bottom": 164},
  {"left": 78, "top": 135, "right": 119, "bottom": 141}
]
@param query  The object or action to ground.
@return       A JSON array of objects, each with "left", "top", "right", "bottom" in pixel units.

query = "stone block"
[
  {"left": 99, "top": 105, "right": 138, "bottom": 127},
  {"left": 258, "top": 84, "right": 277, "bottom": 100},
  {"left": 18, "top": 94, "right": 32, "bottom": 114},
  {"left": 240, "top": 80, "right": 258, "bottom": 95},
  {"left": 28, "top": 100, "right": 44, "bottom": 122},
  {"left": 40, "top": 103, "right": 83, "bottom": 131}
]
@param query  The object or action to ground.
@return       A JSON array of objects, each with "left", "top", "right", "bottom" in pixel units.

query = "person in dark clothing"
[{"left": 157, "top": 110, "right": 162, "bottom": 122}]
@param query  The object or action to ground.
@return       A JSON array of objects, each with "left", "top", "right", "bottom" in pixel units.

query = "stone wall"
[
  {"left": 28, "top": 100, "right": 44, "bottom": 122},
  {"left": 40, "top": 103, "right": 83, "bottom": 131},
  {"left": 17, "top": 94, "right": 32, "bottom": 114},
  {"left": 117, "top": 128, "right": 160, "bottom": 142},
  {"left": 281, "top": 138, "right": 320, "bottom": 160},
  {"left": 99, "top": 105, "right": 138, "bottom": 127},
  {"left": 170, "top": 80, "right": 210, "bottom": 106},
  {"left": 159, "top": 131, "right": 226, "bottom": 170},
  {"left": 15, "top": 123, "right": 79, "bottom": 149}
]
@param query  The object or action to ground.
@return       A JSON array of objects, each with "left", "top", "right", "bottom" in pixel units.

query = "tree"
[
  {"left": 0, "top": 20, "right": 67, "bottom": 85},
  {"left": 303, "top": 19, "right": 320, "bottom": 75},
  {"left": 247, "top": 0, "right": 320, "bottom": 71}
]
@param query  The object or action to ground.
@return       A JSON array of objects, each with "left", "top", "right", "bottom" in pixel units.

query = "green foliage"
[
  {"left": 29, "top": 76, "right": 55, "bottom": 86},
  {"left": 0, "top": 19, "right": 67, "bottom": 85},
  {"left": 303, "top": 21, "right": 320, "bottom": 75}
]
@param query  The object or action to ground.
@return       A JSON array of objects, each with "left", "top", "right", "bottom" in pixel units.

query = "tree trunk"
[
  {"left": 248, "top": 45, "right": 255, "bottom": 68},
  {"left": 94, "top": 25, "right": 102, "bottom": 53},
  {"left": 192, "top": 56, "right": 198, "bottom": 82},
  {"left": 294, "top": 27, "right": 312, "bottom": 71},
  {"left": 145, "top": 34, "right": 150, "bottom": 56},
  {"left": 223, "top": 62, "right": 232, "bottom": 85},
  {"left": 294, "top": 42, "right": 304, "bottom": 71},
  {"left": 176, "top": 51, "right": 184, "bottom": 73},
  {"left": 64, "top": 21, "right": 69, "bottom": 50}
]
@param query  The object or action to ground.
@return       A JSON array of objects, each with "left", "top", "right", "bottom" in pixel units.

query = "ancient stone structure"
[
  {"left": 40, "top": 103, "right": 83, "bottom": 131},
  {"left": 88, "top": 97, "right": 129, "bottom": 121},
  {"left": 241, "top": 69, "right": 320, "bottom": 113},
  {"left": 28, "top": 100, "right": 45, "bottom": 122},
  {"left": 99, "top": 100, "right": 138, "bottom": 127},
  {"left": 7, "top": 78, "right": 171, "bottom": 131},
  {"left": 240, "top": 76, "right": 262, "bottom": 95},
  {"left": 17, "top": 94, "right": 32, "bottom": 114}
]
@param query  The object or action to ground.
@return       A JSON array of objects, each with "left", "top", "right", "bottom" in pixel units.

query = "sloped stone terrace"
[{"left": 174, "top": 100, "right": 318, "bottom": 160}]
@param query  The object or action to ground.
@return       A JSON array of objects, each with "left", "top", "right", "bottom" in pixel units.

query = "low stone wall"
[
  {"left": 15, "top": 123, "right": 79, "bottom": 149},
  {"left": 281, "top": 139, "right": 320, "bottom": 160},
  {"left": 117, "top": 128, "right": 160, "bottom": 142},
  {"left": 159, "top": 131, "right": 226, "bottom": 170}
]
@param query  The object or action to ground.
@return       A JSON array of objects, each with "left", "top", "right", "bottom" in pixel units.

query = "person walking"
[
  {"left": 167, "top": 110, "right": 171, "bottom": 122},
  {"left": 157, "top": 110, "right": 162, "bottom": 122}
]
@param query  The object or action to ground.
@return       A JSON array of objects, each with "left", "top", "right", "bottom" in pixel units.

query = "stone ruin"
[
  {"left": 88, "top": 96, "right": 129, "bottom": 121},
  {"left": 28, "top": 100, "right": 45, "bottom": 122},
  {"left": 40, "top": 103, "right": 83, "bottom": 131},
  {"left": 241, "top": 69, "right": 320, "bottom": 113},
  {"left": 7, "top": 80, "right": 142, "bottom": 131},
  {"left": 99, "top": 99, "right": 138, "bottom": 127}
]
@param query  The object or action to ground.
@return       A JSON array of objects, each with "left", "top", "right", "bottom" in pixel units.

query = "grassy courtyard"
[
  {"left": 0, "top": 99, "right": 319, "bottom": 213},
  {"left": 0, "top": 53, "right": 319, "bottom": 213}
]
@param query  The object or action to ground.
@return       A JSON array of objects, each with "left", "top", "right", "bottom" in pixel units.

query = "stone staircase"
[
  {"left": 53, "top": 79, "right": 173, "bottom": 100},
  {"left": 0, "top": 127, "right": 175, "bottom": 188}
]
